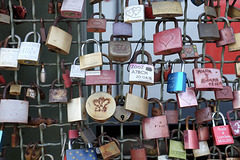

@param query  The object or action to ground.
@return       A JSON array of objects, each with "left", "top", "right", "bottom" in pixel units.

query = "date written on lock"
[{"left": 129, "top": 64, "right": 154, "bottom": 84}]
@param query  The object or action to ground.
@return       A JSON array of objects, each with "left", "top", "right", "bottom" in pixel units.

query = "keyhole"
[{"left": 121, "top": 115, "right": 125, "bottom": 120}]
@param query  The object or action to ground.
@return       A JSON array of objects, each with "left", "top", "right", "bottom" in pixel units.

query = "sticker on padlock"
[{"left": 61, "top": 0, "right": 85, "bottom": 18}]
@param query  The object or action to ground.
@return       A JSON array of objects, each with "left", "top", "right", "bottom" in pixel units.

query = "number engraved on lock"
[
  {"left": 93, "top": 97, "right": 110, "bottom": 112},
  {"left": 125, "top": 7, "right": 142, "bottom": 18},
  {"left": 159, "top": 34, "right": 174, "bottom": 47}
]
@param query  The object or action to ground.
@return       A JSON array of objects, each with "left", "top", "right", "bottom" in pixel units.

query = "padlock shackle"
[
  {"left": 3, "top": 81, "right": 27, "bottom": 100},
  {"left": 147, "top": 0, "right": 151, "bottom": 7},
  {"left": 24, "top": 31, "right": 41, "bottom": 43},
  {"left": 197, "top": 123, "right": 209, "bottom": 130},
  {"left": 185, "top": 115, "right": 195, "bottom": 130},
  {"left": 198, "top": 97, "right": 208, "bottom": 109},
  {"left": 125, "top": 0, "right": 143, "bottom": 7},
  {"left": 225, "top": 145, "right": 240, "bottom": 158},
  {"left": 110, "top": 34, "right": 127, "bottom": 41},
  {"left": 31, "top": 142, "right": 40, "bottom": 157},
  {"left": 232, "top": 78, "right": 240, "bottom": 91},
  {"left": 182, "top": 35, "right": 193, "bottom": 45},
  {"left": 0, "top": 40, "right": 5, "bottom": 48},
  {"left": 102, "top": 54, "right": 113, "bottom": 70},
  {"left": 70, "top": 81, "right": 82, "bottom": 99},
  {"left": 165, "top": 99, "right": 177, "bottom": 111},
  {"left": 90, "top": 12, "right": 106, "bottom": 19},
  {"left": 198, "top": 13, "right": 215, "bottom": 24},
  {"left": 226, "top": 110, "right": 240, "bottom": 123},
  {"left": 51, "top": 78, "right": 65, "bottom": 89},
  {"left": 171, "top": 60, "right": 185, "bottom": 73},
  {"left": 208, "top": 146, "right": 222, "bottom": 159},
  {"left": 81, "top": 39, "right": 101, "bottom": 56},
  {"left": 212, "top": 112, "right": 226, "bottom": 127},
  {"left": 148, "top": 98, "right": 164, "bottom": 115},
  {"left": 4, "top": 35, "right": 21, "bottom": 48},
  {"left": 152, "top": 59, "right": 162, "bottom": 67},
  {"left": 115, "top": 13, "right": 124, "bottom": 23},
  {"left": 39, "top": 154, "right": 54, "bottom": 160},
  {"left": 115, "top": 95, "right": 125, "bottom": 106},
  {"left": 98, "top": 133, "right": 114, "bottom": 146},
  {"left": 170, "top": 129, "right": 184, "bottom": 141},
  {"left": 155, "top": 18, "right": 179, "bottom": 33},
  {"left": 129, "top": 84, "right": 148, "bottom": 100},
  {"left": 130, "top": 137, "right": 143, "bottom": 149},
  {"left": 194, "top": 54, "right": 217, "bottom": 69},
  {"left": 216, "top": 17, "right": 230, "bottom": 27},
  {"left": 132, "top": 50, "right": 152, "bottom": 65},
  {"left": 53, "top": 15, "right": 72, "bottom": 34},
  {"left": 41, "top": 18, "right": 45, "bottom": 28},
  {"left": 0, "top": 0, "right": 6, "bottom": 10},
  {"left": 221, "top": 75, "right": 229, "bottom": 86},
  {"left": 236, "top": 55, "right": 240, "bottom": 63},
  {"left": 29, "top": 81, "right": 45, "bottom": 100},
  {"left": 73, "top": 57, "right": 79, "bottom": 65}
]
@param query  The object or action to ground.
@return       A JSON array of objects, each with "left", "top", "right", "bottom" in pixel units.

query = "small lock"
[
  {"left": 26, "top": 88, "right": 36, "bottom": 99},
  {"left": 9, "top": 83, "right": 22, "bottom": 95}
]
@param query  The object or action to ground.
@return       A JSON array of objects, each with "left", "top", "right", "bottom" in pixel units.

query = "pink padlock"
[
  {"left": 68, "top": 123, "right": 79, "bottom": 139},
  {"left": 164, "top": 99, "right": 178, "bottom": 124},
  {"left": 227, "top": 110, "right": 240, "bottom": 136},
  {"left": 195, "top": 98, "right": 212, "bottom": 124},
  {"left": 197, "top": 124, "right": 210, "bottom": 141},
  {"left": 184, "top": 115, "right": 199, "bottom": 149},
  {"left": 233, "top": 80, "right": 240, "bottom": 110},
  {"left": 214, "top": 76, "right": 233, "bottom": 100},
  {"left": 61, "top": 59, "right": 72, "bottom": 88}
]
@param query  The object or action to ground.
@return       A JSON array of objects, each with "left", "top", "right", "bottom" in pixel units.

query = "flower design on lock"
[{"left": 93, "top": 97, "right": 110, "bottom": 112}]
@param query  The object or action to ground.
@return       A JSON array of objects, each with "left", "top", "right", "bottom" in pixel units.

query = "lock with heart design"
[
  {"left": 164, "top": 99, "right": 178, "bottom": 124},
  {"left": 124, "top": 0, "right": 144, "bottom": 23},
  {"left": 180, "top": 35, "right": 198, "bottom": 60},
  {"left": 228, "top": 0, "right": 240, "bottom": 18},
  {"left": 113, "top": 13, "right": 132, "bottom": 38},
  {"left": 87, "top": 12, "right": 106, "bottom": 33},
  {"left": 197, "top": 123, "right": 210, "bottom": 141},
  {"left": 204, "top": 0, "right": 217, "bottom": 18},
  {"left": 60, "top": 0, "right": 85, "bottom": 18},
  {"left": 207, "top": 146, "right": 222, "bottom": 160},
  {"left": 195, "top": 98, "right": 212, "bottom": 124},
  {"left": 184, "top": 116, "right": 199, "bottom": 149},
  {"left": 214, "top": 76, "right": 233, "bottom": 100},
  {"left": 144, "top": 0, "right": 155, "bottom": 19},
  {"left": 227, "top": 110, "right": 240, "bottom": 136},
  {"left": 235, "top": 55, "right": 240, "bottom": 77},
  {"left": 232, "top": 79, "right": 240, "bottom": 110}
]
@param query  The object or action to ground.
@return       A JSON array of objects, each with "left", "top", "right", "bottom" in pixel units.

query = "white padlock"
[{"left": 70, "top": 57, "right": 85, "bottom": 79}]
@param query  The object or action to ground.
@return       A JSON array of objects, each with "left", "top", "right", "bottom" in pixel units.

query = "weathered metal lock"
[
  {"left": 180, "top": 35, "right": 198, "bottom": 60},
  {"left": 114, "top": 95, "right": 132, "bottom": 123},
  {"left": 124, "top": 84, "right": 149, "bottom": 117},
  {"left": 192, "top": 54, "right": 223, "bottom": 91},
  {"left": 216, "top": 17, "right": 235, "bottom": 47},
  {"left": 108, "top": 35, "right": 132, "bottom": 62},
  {"left": 25, "top": 142, "right": 41, "bottom": 160},
  {"left": 204, "top": 0, "right": 217, "bottom": 18},
  {"left": 197, "top": 123, "right": 210, "bottom": 141},
  {"left": 0, "top": 81, "right": 29, "bottom": 123},
  {"left": 86, "top": 54, "right": 116, "bottom": 85},
  {"left": 193, "top": 141, "right": 210, "bottom": 157},
  {"left": 61, "top": 0, "right": 85, "bottom": 18},
  {"left": 235, "top": 55, "right": 240, "bottom": 77},
  {"left": 211, "top": 112, "right": 234, "bottom": 146},
  {"left": 87, "top": 13, "right": 106, "bottom": 33},
  {"left": 124, "top": 0, "right": 144, "bottom": 23},
  {"left": 153, "top": 18, "right": 182, "bottom": 55},
  {"left": 225, "top": 145, "right": 240, "bottom": 160},
  {"left": 46, "top": 15, "right": 72, "bottom": 55},
  {"left": 214, "top": 0, "right": 221, "bottom": 17},
  {"left": 86, "top": 85, "right": 116, "bottom": 122},
  {"left": 144, "top": 0, "right": 155, "bottom": 19},
  {"left": 69, "top": 57, "right": 85, "bottom": 79},
  {"left": 227, "top": 110, "right": 240, "bottom": 136},
  {"left": 214, "top": 76, "right": 233, "bottom": 100},
  {"left": 17, "top": 31, "right": 41, "bottom": 65},
  {"left": 229, "top": 32, "right": 240, "bottom": 52},
  {"left": 49, "top": 79, "right": 68, "bottom": 104},
  {"left": 207, "top": 146, "right": 222, "bottom": 160},
  {"left": 164, "top": 99, "right": 178, "bottom": 124},
  {"left": 0, "top": 35, "right": 21, "bottom": 70},
  {"left": 11, "top": 0, "right": 27, "bottom": 22},
  {"left": 78, "top": 124, "right": 96, "bottom": 144},
  {"left": 79, "top": 39, "right": 103, "bottom": 70},
  {"left": 195, "top": 98, "right": 212, "bottom": 124},
  {"left": 0, "top": 125, "right": 4, "bottom": 153},
  {"left": 228, "top": 0, "right": 240, "bottom": 18},
  {"left": 11, "top": 125, "right": 19, "bottom": 147},
  {"left": 233, "top": 80, "right": 240, "bottom": 110},
  {"left": 40, "top": 18, "right": 46, "bottom": 43},
  {"left": 197, "top": 13, "right": 220, "bottom": 40},
  {"left": 90, "top": 0, "right": 103, "bottom": 5},
  {"left": 26, "top": 82, "right": 37, "bottom": 99},
  {"left": 191, "top": 0, "right": 204, "bottom": 6},
  {"left": 0, "top": 0, "right": 10, "bottom": 24},
  {"left": 130, "top": 137, "right": 147, "bottom": 160},
  {"left": 68, "top": 123, "right": 79, "bottom": 140},
  {"left": 184, "top": 116, "right": 199, "bottom": 149},
  {"left": 61, "top": 59, "right": 72, "bottom": 88},
  {"left": 167, "top": 61, "right": 186, "bottom": 93},
  {"left": 113, "top": 13, "right": 132, "bottom": 38},
  {"left": 142, "top": 98, "right": 170, "bottom": 139},
  {"left": 152, "top": 0, "right": 183, "bottom": 17},
  {"left": 9, "top": 82, "right": 22, "bottom": 95},
  {"left": 129, "top": 50, "right": 154, "bottom": 85},
  {"left": 67, "top": 82, "right": 87, "bottom": 122},
  {"left": 169, "top": 129, "right": 186, "bottom": 160},
  {"left": 153, "top": 60, "right": 171, "bottom": 82}
]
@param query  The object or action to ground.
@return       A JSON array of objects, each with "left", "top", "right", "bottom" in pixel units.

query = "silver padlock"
[{"left": 70, "top": 57, "right": 85, "bottom": 79}]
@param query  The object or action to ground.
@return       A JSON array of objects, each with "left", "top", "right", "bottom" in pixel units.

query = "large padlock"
[
  {"left": 144, "top": 0, "right": 155, "bottom": 19},
  {"left": 169, "top": 129, "right": 186, "bottom": 160},
  {"left": 164, "top": 99, "right": 178, "bottom": 124},
  {"left": 78, "top": 124, "right": 97, "bottom": 144},
  {"left": 67, "top": 81, "right": 87, "bottom": 122},
  {"left": 225, "top": 145, "right": 240, "bottom": 160},
  {"left": 192, "top": 54, "right": 223, "bottom": 91},
  {"left": 228, "top": 0, "right": 240, "bottom": 18},
  {"left": 61, "top": 0, "right": 85, "bottom": 18},
  {"left": 79, "top": 39, "right": 103, "bottom": 70},
  {"left": 193, "top": 141, "right": 210, "bottom": 158},
  {"left": 227, "top": 110, "right": 240, "bottom": 136},
  {"left": 152, "top": 0, "right": 183, "bottom": 17},
  {"left": 11, "top": 125, "right": 19, "bottom": 147},
  {"left": 214, "top": 76, "right": 233, "bottom": 100},
  {"left": 197, "top": 123, "right": 210, "bottom": 141},
  {"left": 49, "top": 79, "right": 68, "bottom": 104},
  {"left": 153, "top": 18, "right": 182, "bottom": 55},
  {"left": 0, "top": 0, "right": 9, "bottom": 24},
  {"left": 216, "top": 17, "right": 235, "bottom": 47},
  {"left": 108, "top": 35, "right": 132, "bottom": 62},
  {"left": 69, "top": 57, "right": 85, "bottom": 79},
  {"left": 184, "top": 116, "right": 199, "bottom": 149},
  {"left": 130, "top": 137, "right": 147, "bottom": 160},
  {"left": 17, "top": 31, "right": 41, "bottom": 65},
  {"left": 167, "top": 61, "right": 186, "bottom": 93},
  {"left": 211, "top": 112, "right": 234, "bottom": 146},
  {"left": 113, "top": 13, "right": 132, "bottom": 38},
  {"left": 124, "top": 0, "right": 144, "bottom": 23},
  {"left": 195, "top": 98, "right": 212, "bottom": 124},
  {"left": 204, "top": 0, "right": 217, "bottom": 18},
  {"left": 86, "top": 54, "right": 116, "bottom": 85},
  {"left": 124, "top": 84, "right": 149, "bottom": 117},
  {"left": 197, "top": 13, "right": 220, "bottom": 40},
  {"left": 89, "top": 0, "right": 103, "bottom": 5},
  {"left": 46, "top": 15, "right": 72, "bottom": 55},
  {"left": 61, "top": 59, "right": 72, "bottom": 88},
  {"left": 142, "top": 98, "right": 170, "bottom": 139},
  {"left": 207, "top": 146, "right": 222, "bottom": 160},
  {"left": 0, "top": 35, "right": 21, "bottom": 70},
  {"left": 0, "top": 124, "right": 4, "bottom": 153},
  {"left": 129, "top": 50, "right": 154, "bottom": 85},
  {"left": 114, "top": 95, "right": 132, "bottom": 123},
  {"left": 180, "top": 35, "right": 198, "bottom": 60},
  {"left": 235, "top": 55, "right": 240, "bottom": 77},
  {"left": 87, "top": 12, "right": 106, "bottom": 32}
]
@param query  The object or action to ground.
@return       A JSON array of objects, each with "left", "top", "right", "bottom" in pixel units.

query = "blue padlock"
[
  {"left": 0, "top": 124, "right": 4, "bottom": 152},
  {"left": 191, "top": 0, "right": 204, "bottom": 6},
  {"left": 167, "top": 61, "right": 186, "bottom": 93}
]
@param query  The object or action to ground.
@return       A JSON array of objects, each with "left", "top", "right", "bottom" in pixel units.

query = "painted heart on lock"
[
  {"left": 184, "top": 47, "right": 193, "bottom": 54},
  {"left": 92, "top": 20, "right": 103, "bottom": 26},
  {"left": 132, "top": 7, "right": 141, "bottom": 16},
  {"left": 126, "top": 9, "right": 133, "bottom": 17},
  {"left": 179, "top": 89, "right": 196, "bottom": 105},
  {"left": 220, "top": 87, "right": 230, "bottom": 96},
  {"left": 159, "top": 34, "right": 174, "bottom": 47}
]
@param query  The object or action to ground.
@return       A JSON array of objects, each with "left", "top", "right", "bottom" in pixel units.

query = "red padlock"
[
  {"left": 197, "top": 124, "right": 210, "bottom": 141},
  {"left": 184, "top": 116, "right": 199, "bottom": 149},
  {"left": 0, "top": 73, "right": 5, "bottom": 84},
  {"left": 227, "top": 110, "right": 240, "bottom": 136},
  {"left": 87, "top": 12, "right": 106, "bottom": 33},
  {"left": 11, "top": 0, "right": 27, "bottom": 20},
  {"left": 153, "top": 60, "right": 171, "bottom": 82},
  {"left": 195, "top": 98, "right": 212, "bottom": 124},
  {"left": 144, "top": 0, "right": 155, "bottom": 19},
  {"left": 61, "top": 59, "right": 72, "bottom": 88},
  {"left": 68, "top": 123, "right": 79, "bottom": 139},
  {"left": 214, "top": 76, "right": 233, "bottom": 100},
  {"left": 130, "top": 137, "right": 147, "bottom": 160},
  {"left": 164, "top": 99, "right": 178, "bottom": 124}
]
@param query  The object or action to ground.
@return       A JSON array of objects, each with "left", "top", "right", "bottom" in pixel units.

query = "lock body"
[{"left": 167, "top": 72, "right": 186, "bottom": 93}]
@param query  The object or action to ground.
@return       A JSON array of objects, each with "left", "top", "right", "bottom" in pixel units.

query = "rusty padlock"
[
  {"left": 228, "top": 0, "right": 240, "bottom": 18},
  {"left": 164, "top": 99, "right": 178, "bottom": 124},
  {"left": 40, "top": 18, "right": 47, "bottom": 43},
  {"left": 130, "top": 137, "right": 147, "bottom": 160},
  {"left": 225, "top": 145, "right": 240, "bottom": 160},
  {"left": 49, "top": 79, "right": 68, "bottom": 104},
  {"left": 87, "top": 12, "right": 107, "bottom": 33}
]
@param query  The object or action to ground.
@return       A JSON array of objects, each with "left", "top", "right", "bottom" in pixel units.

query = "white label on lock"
[
  {"left": 61, "top": 0, "right": 84, "bottom": 12},
  {"left": 70, "top": 64, "right": 85, "bottom": 79},
  {"left": 18, "top": 42, "right": 41, "bottom": 62},
  {"left": 86, "top": 71, "right": 101, "bottom": 76},
  {"left": 129, "top": 63, "right": 154, "bottom": 84}
]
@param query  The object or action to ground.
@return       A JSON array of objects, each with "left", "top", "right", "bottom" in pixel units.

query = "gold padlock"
[
  {"left": 26, "top": 88, "right": 36, "bottom": 99},
  {"left": 9, "top": 83, "right": 22, "bottom": 95},
  {"left": 152, "top": 0, "right": 183, "bottom": 17}
]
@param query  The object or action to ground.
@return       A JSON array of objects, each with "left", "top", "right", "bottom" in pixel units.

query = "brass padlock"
[
  {"left": 26, "top": 82, "right": 36, "bottom": 99},
  {"left": 152, "top": 0, "right": 183, "bottom": 17},
  {"left": 236, "top": 55, "right": 240, "bottom": 77},
  {"left": 204, "top": 0, "right": 217, "bottom": 18},
  {"left": 9, "top": 82, "right": 22, "bottom": 95},
  {"left": 228, "top": 0, "right": 240, "bottom": 18}
]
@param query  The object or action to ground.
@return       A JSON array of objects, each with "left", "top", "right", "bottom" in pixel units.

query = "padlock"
[
  {"left": 225, "top": 145, "right": 240, "bottom": 160},
  {"left": 192, "top": 54, "right": 223, "bottom": 91},
  {"left": 228, "top": 0, "right": 240, "bottom": 18},
  {"left": 49, "top": 79, "right": 68, "bottom": 104},
  {"left": 167, "top": 61, "right": 186, "bottom": 93},
  {"left": 87, "top": 12, "right": 106, "bottom": 32},
  {"left": 214, "top": 0, "right": 221, "bottom": 17},
  {"left": 0, "top": 73, "right": 5, "bottom": 84},
  {"left": 153, "top": 59, "right": 162, "bottom": 82},
  {"left": 40, "top": 62, "right": 46, "bottom": 83},
  {"left": 235, "top": 55, "right": 240, "bottom": 77},
  {"left": 67, "top": 81, "right": 87, "bottom": 122},
  {"left": 124, "top": 84, "right": 149, "bottom": 117},
  {"left": 113, "top": 13, "right": 132, "bottom": 38},
  {"left": 207, "top": 146, "right": 222, "bottom": 160},
  {"left": 108, "top": 35, "right": 132, "bottom": 62},
  {"left": 40, "top": 18, "right": 46, "bottom": 43},
  {"left": 68, "top": 123, "right": 79, "bottom": 139},
  {"left": 26, "top": 82, "right": 37, "bottom": 99},
  {"left": 227, "top": 110, "right": 240, "bottom": 136},
  {"left": 25, "top": 142, "right": 42, "bottom": 160},
  {"left": 124, "top": 0, "right": 144, "bottom": 23},
  {"left": 89, "top": 0, "right": 103, "bottom": 5},
  {"left": 142, "top": 98, "right": 170, "bottom": 139},
  {"left": 211, "top": 112, "right": 234, "bottom": 146},
  {"left": 48, "top": 0, "right": 55, "bottom": 14},
  {"left": 0, "top": 35, "right": 21, "bottom": 70},
  {"left": 229, "top": 28, "right": 240, "bottom": 52},
  {"left": 130, "top": 137, "right": 147, "bottom": 160},
  {"left": 214, "top": 76, "right": 233, "bottom": 100},
  {"left": 193, "top": 141, "right": 210, "bottom": 157},
  {"left": 209, "top": 99, "right": 217, "bottom": 113},
  {"left": 184, "top": 115, "right": 199, "bottom": 149},
  {"left": 11, "top": 0, "right": 27, "bottom": 22},
  {"left": 114, "top": 95, "right": 132, "bottom": 123},
  {"left": 153, "top": 18, "right": 182, "bottom": 55},
  {"left": 180, "top": 35, "right": 198, "bottom": 60},
  {"left": 152, "top": 0, "right": 183, "bottom": 17},
  {"left": 164, "top": 99, "right": 178, "bottom": 124},
  {"left": 0, "top": 124, "right": 4, "bottom": 152},
  {"left": 69, "top": 57, "right": 85, "bottom": 79},
  {"left": 204, "top": 0, "right": 217, "bottom": 18},
  {"left": 156, "top": 60, "right": 171, "bottom": 82},
  {"left": 61, "top": 59, "right": 72, "bottom": 88},
  {"left": 195, "top": 98, "right": 212, "bottom": 124},
  {"left": 129, "top": 50, "right": 154, "bottom": 85},
  {"left": 191, "top": 0, "right": 204, "bottom": 6},
  {"left": 197, "top": 13, "right": 220, "bottom": 40},
  {"left": 9, "top": 81, "right": 22, "bottom": 95},
  {"left": 86, "top": 54, "right": 116, "bottom": 85},
  {"left": 197, "top": 123, "right": 210, "bottom": 141},
  {"left": 17, "top": 31, "right": 41, "bottom": 65},
  {"left": 151, "top": 100, "right": 162, "bottom": 117},
  {"left": 79, "top": 39, "right": 103, "bottom": 70},
  {"left": 0, "top": 0, "right": 9, "bottom": 24},
  {"left": 176, "top": 78, "right": 198, "bottom": 108},
  {"left": 11, "top": 125, "right": 19, "bottom": 147},
  {"left": 57, "top": 0, "right": 62, "bottom": 13},
  {"left": 169, "top": 129, "right": 186, "bottom": 160},
  {"left": 46, "top": 15, "right": 72, "bottom": 55},
  {"left": 78, "top": 124, "right": 97, "bottom": 144},
  {"left": 61, "top": 0, "right": 85, "bottom": 18},
  {"left": 216, "top": 17, "right": 235, "bottom": 47},
  {"left": 144, "top": 0, "right": 155, "bottom": 19}
]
